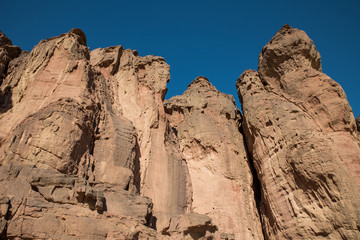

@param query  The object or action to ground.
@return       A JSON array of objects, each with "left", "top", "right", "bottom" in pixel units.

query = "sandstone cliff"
[
  {"left": 237, "top": 25, "right": 360, "bottom": 239},
  {"left": 0, "top": 25, "right": 359, "bottom": 240},
  {"left": 0, "top": 29, "right": 213, "bottom": 240},
  {"left": 165, "top": 77, "right": 263, "bottom": 239},
  {"left": 0, "top": 29, "right": 161, "bottom": 240}
]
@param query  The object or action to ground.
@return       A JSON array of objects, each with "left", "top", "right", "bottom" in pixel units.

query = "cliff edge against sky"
[{"left": 0, "top": 25, "right": 359, "bottom": 240}]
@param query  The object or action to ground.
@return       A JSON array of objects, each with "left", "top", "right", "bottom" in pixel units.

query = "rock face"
[
  {"left": 90, "top": 45, "right": 193, "bottom": 230},
  {"left": 0, "top": 29, "right": 162, "bottom": 240},
  {"left": 0, "top": 164, "right": 158, "bottom": 239},
  {"left": 0, "top": 29, "right": 205, "bottom": 239},
  {"left": 165, "top": 77, "right": 263, "bottom": 239},
  {"left": 237, "top": 25, "right": 360, "bottom": 239},
  {"left": 1, "top": 25, "right": 360, "bottom": 240}
]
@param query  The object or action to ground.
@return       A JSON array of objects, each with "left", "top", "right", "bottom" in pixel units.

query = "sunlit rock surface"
[
  {"left": 0, "top": 25, "right": 359, "bottom": 239},
  {"left": 237, "top": 25, "right": 360, "bottom": 239}
]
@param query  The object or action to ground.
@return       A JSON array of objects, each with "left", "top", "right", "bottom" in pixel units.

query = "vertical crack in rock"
[
  {"left": 239, "top": 121, "right": 266, "bottom": 240},
  {"left": 133, "top": 139, "right": 142, "bottom": 193}
]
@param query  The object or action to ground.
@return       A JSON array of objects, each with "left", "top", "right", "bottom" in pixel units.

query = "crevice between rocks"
[{"left": 238, "top": 121, "right": 267, "bottom": 240}]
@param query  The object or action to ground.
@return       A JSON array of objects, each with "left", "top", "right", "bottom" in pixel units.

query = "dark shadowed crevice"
[
  {"left": 238, "top": 122, "right": 267, "bottom": 240},
  {"left": 133, "top": 139, "right": 141, "bottom": 194},
  {"left": 150, "top": 215, "right": 157, "bottom": 230},
  {"left": 184, "top": 225, "right": 217, "bottom": 240},
  {"left": 0, "top": 86, "right": 13, "bottom": 113},
  {"left": 0, "top": 196, "right": 10, "bottom": 239}
]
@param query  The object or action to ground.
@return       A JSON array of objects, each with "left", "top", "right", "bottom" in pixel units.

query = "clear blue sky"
[{"left": 1, "top": 0, "right": 359, "bottom": 117}]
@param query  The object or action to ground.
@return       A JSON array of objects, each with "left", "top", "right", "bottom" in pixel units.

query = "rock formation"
[
  {"left": 89, "top": 45, "right": 194, "bottom": 232},
  {"left": 237, "top": 25, "right": 360, "bottom": 239},
  {"left": 0, "top": 31, "right": 21, "bottom": 112},
  {"left": 0, "top": 29, "right": 161, "bottom": 240},
  {"left": 0, "top": 31, "right": 21, "bottom": 85},
  {"left": 0, "top": 25, "right": 359, "bottom": 239},
  {"left": 0, "top": 29, "right": 212, "bottom": 240},
  {"left": 165, "top": 77, "right": 263, "bottom": 239}
]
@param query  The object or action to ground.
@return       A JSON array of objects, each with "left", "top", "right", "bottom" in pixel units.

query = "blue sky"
[{"left": 1, "top": 0, "right": 359, "bottom": 117}]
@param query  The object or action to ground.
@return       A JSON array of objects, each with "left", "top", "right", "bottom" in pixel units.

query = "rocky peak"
[
  {"left": 356, "top": 115, "right": 360, "bottom": 132},
  {"left": 0, "top": 31, "right": 21, "bottom": 87},
  {"left": 184, "top": 76, "right": 218, "bottom": 100},
  {"left": 258, "top": 24, "right": 322, "bottom": 82},
  {"left": 90, "top": 45, "right": 123, "bottom": 78},
  {"left": 237, "top": 25, "right": 360, "bottom": 239},
  {"left": 187, "top": 76, "right": 211, "bottom": 88},
  {"left": 165, "top": 76, "right": 263, "bottom": 239},
  {"left": 236, "top": 69, "right": 264, "bottom": 105},
  {"left": 69, "top": 28, "right": 87, "bottom": 46},
  {"left": 0, "top": 31, "right": 12, "bottom": 47},
  {"left": 165, "top": 76, "right": 240, "bottom": 129}
]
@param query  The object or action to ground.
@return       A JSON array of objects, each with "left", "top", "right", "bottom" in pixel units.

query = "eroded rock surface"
[
  {"left": 0, "top": 30, "right": 212, "bottom": 239},
  {"left": 163, "top": 213, "right": 217, "bottom": 240},
  {"left": 0, "top": 31, "right": 21, "bottom": 82},
  {"left": 0, "top": 29, "right": 165, "bottom": 239},
  {"left": 165, "top": 77, "right": 263, "bottom": 239},
  {"left": 0, "top": 100, "right": 96, "bottom": 174},
  {"left": 0, "top": 29, "right": 93, "bottom": 140},
  {"left": 237, "top": 24, "right": 360, "bottom": 239},
  {"left": 0, "top": 163, "right": 160, "bottom": 240},
  {"left": 90, "top": 45, "right": 193, "bottom": 230},
  {"left": 1, "top": 25, "right": 360, "bottom": 240},
  {"left": 0, "top": 31, "right": 22, "bottom": 109}
]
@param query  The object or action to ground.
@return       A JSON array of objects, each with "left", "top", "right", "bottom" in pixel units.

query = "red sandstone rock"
[
  {"left": 165, "top": 77, "right": 264, "bottom": 239},
  {"left": 1, "top": 25, "right": 359, "bottom": 240},
  {"left": 237, "top": 25, "right": 360, "bottom": 239},
  {"left": 0, "top": 29, "right": 213, "bottom": 239},
  {"left": 0, "top": 29, "right": 165, "bottom": 239},
  {"left": 90, "top": 46, "right": 193, "bottom": 230}
]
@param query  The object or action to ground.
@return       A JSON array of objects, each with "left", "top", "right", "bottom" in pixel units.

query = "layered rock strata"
[
  {"left": 237, "top": 24, "right": 360, "bottom": 239},
  {"left": 0, "top": 29, "right": 210, "bottom": 239},
  {"left": 0, "top": 24, "right": 359, "bottom": 240}
]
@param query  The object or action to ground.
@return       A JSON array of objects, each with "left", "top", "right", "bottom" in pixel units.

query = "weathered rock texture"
[
  {"left": 165, "top": 77, "right": 263, "bottom": 239},
  {"left": 0, "top": 31, "right": 21, "bottom": 84},
  {"left": 0, "top": 31, "right": 21, "bottom": 110},
  {"left": 1, "top": 25, "right": 359, "bottom": 240},
  {"left": 0, "top": 29, "right": 206, "bottom": 239},
  {"left": 237, "top": 24, "right": 360, "bottom": 239},
  {"left": 90, "top": 45, "right": 193, "bottom": 231}
]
